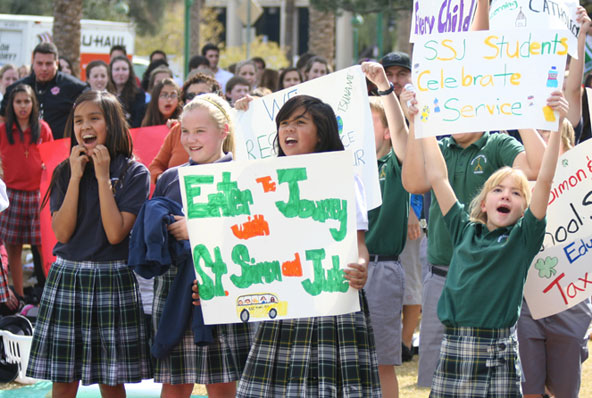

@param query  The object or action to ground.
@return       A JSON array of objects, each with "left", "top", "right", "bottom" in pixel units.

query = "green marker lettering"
[
  {"left": 184, "top": 175, "right": 215, "bottom": 219},
  {"left": 328, "top": 254, "right": 349, "bottom": 292},
  {"left": 185, "top": 172, "right": 253, "bottom": 219},
  {"left": 230, "top": 244, "right": 282, "bottom": 288},
  {"left": 301, "top": 249, "right": 326, "bottom": 296},
  {"left": 275, "top": 167, "right": 348, "bottom": 241},
  {"left": 192, "top": 244, "right": 228, "bottom": 300},
  {"left": 301, "top": 249, "right": 349, "bottom": 296}
]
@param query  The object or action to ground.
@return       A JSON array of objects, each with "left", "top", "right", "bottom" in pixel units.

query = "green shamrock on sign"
[{"left": 534, "top": 256, "right": 558, "bottom": 279}]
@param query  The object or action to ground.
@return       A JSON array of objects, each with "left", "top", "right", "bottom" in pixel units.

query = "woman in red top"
[{"left": 0, "top": 84, "right": 53, "bottom": 298}]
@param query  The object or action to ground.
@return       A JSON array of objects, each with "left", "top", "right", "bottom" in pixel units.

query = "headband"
[{"left": 194, "top": 96, "right": 230, "bottom": 122}]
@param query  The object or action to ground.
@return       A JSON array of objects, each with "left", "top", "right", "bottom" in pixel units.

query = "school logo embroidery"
[
  {"left": 379, "top": 163, "right": 387, "bottom": 180},
  {"left": 471, "top": 154, "right": 487, "bottom": 174},
  {"left": 497, "top": 234, "right": 509, "bottom": 243},
  {"left": 110, "top": 177, "right": 120, "bottom": 194},
  {"left": 51, "top": 86, "right": 60, "bottom": 95}
]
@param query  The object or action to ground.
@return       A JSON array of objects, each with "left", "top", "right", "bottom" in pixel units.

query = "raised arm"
[
  {"left": 420, "top": 133, "right": 457, "bottom": 216},
  {"left": 361, "top": 62, "right": 408, "bottom": 162},
  {"left": 513, "top": 128, "right": 546, "bottom": 180},
  {"left": 470, "top": 0, "right": 489, "bottom": 31},
  {"left": 401, "top": 88, "right": 431, "bottom": 193},
  {"left": 404, "top": 95, "right": 456, "bottom": 214},
  {"left": 530, "top": 91, "right": 568, "bottom": 219},
  {"left": 564, "top": 6, "right": 592, "bottom": 127}
]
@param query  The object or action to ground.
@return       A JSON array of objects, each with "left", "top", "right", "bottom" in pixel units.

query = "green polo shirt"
[
  {"left": 428, "top": 132, "right": 524, "bottom": 266},
  {"left": 366, "top": 150, "right": 409, "bottom": 256},
  {"left": 437, "top": 202, "right": 546, "bottom": 328}
]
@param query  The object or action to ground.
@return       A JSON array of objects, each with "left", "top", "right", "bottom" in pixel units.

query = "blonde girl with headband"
[{"left": 150, "top": 93, "right": 252, "bottom": 398}]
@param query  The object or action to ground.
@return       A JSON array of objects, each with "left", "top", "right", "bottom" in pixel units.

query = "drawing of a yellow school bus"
[{"left": 236, "top": 293, "right": 288, "bottom": 322}]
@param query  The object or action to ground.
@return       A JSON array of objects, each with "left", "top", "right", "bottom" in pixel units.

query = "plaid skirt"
[
  {"left": 152, "top": 267, "right": 254, "bottom": 385},
  {"left": 430, "top": 326, "right": 522, "bottom": 398},
  {"left": 26, "top": 257, "right": 152, "bottom": 385},
  {"left": 0, "top": 261, "right": 9, "bottom": 302},
  {"left": 236, "top": 290, "right": 382, "bottom": 398},
  {"left": 0, "top": 188, "right": 41, "bottom": 245}
]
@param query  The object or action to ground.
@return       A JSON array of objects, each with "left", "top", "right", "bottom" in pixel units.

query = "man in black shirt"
[{"left": 1, "top": 42, "right": 88, "bottom": 139}]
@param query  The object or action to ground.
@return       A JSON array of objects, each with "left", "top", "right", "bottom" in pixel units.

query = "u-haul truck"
[{"left": 0, "top": 14, "right": 135, "bottom": 80}]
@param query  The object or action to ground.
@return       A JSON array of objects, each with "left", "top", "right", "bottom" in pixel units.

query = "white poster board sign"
[
  {"left": 234, "top": 65, "right": 381, "bottom": 210},
  {"left": 524, "top": 139, "right": 592, "bottom": 318},
  {"left": 178, "top": 151, "right": 361, "bottom": 325},
  {"left": 411, "top": 29, "right": 568, "bottom": 137},
  {"left": 490, "top": 0, "right": 580, "bottom": 58},
  {"left": 410, "top": 0, "right": 477, "bottom": 43}
]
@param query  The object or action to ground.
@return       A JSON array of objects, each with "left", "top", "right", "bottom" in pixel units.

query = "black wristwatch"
[{"left": 377, "top": 82, "right": 394, "bottom": 96}]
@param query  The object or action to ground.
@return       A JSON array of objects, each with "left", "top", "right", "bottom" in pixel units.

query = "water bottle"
[
  {"left": 404, "top": 83, "right": 415, "bottom": 108},
  {"left": 546, "top": 66, "right": 558, "bottom": 88}
]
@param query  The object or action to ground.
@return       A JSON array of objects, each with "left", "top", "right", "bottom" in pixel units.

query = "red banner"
[{"left": 38, "top": 124, "right": 169, "bottom": 275}]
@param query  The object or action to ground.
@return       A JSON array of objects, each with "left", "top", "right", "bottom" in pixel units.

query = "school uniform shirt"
[
  {"left": 51, "top": 155, "right": 149, "bottom": 261},
  {"left": 366, "top": 149, "right": 408, "bottom": 255},
  {"left": 438, "top": 202, "right": 546, "bottom": 329},
  {"left": 1, "top": 71, "right": 88, "bottom": 139},
  {"left": 428, "top": 132, "right": 524, "bottom": 266},
  {"left": 0, "top": 121, "right": 53, "bottom": 191}
]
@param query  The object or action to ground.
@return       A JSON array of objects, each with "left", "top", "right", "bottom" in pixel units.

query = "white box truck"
[{"left": 0, "top": 14, "right": 135, "bottom": 79}]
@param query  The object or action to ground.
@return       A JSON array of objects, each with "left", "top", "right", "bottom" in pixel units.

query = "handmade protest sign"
[
  {"left": 539, "top": 139, "right": 592, "bottom": 251},
  {"left": 410, "top": 0, "right": 477, "bottom": 43},
  {"left": 234, "top": 65, "right": 381, "bottom": 210},
  {"left": 178, "top": 151, "right": 361, "bottom": 325},
  {"left": 411, "top": 29, "right": 568, "bottom": 137},
  {"left": 489, "top": 0, "right": 580, "bottom": 58},
  {"left": 524, "top": 139, "right": 592, "bottom": 319},
  {"left": 524, "top": 236, "right": 592, "bottom": 319}
]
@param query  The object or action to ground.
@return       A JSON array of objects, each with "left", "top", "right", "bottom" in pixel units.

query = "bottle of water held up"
[
  {"left": 404, "top": 83, "right": 415, "bottom": 108},
  {"left": 546, "top": 66, "right": 558, "bottom": 88}
]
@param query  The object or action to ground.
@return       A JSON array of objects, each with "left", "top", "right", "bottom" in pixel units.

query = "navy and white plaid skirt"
[
  {"left": 152, "top": 267, "right": 254, "bottom": 385},
  {"left": 26, "top": 257, "right": 152, "bottom": 385},
  {"left": 236, "top": 290, "right": 382, "bottom": 397},
  {"left": 430, "top": 326, "right": 522, "bottom": 398},
  {"left": 0, "top": 188, "right": 41, "bottom": 245}
]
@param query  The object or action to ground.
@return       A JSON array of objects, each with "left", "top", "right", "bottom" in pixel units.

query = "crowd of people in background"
[{"left": 0, "top": 1, "right": 590, "bottom": 397}]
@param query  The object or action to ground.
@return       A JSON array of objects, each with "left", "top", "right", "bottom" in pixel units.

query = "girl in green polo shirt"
[{"left": 405, "top": 88, "right": 566, "bottom": 397}]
